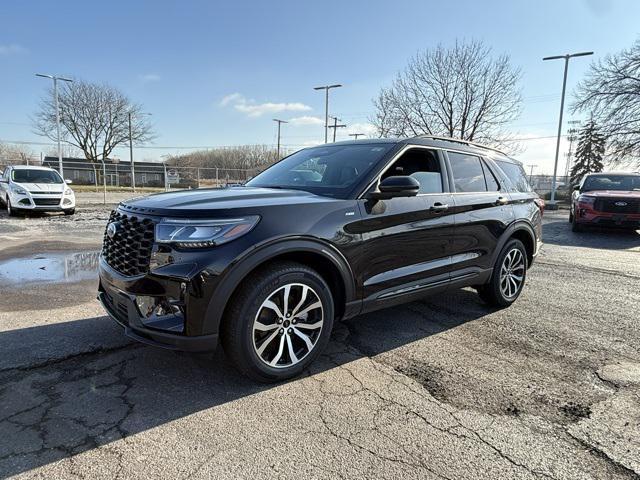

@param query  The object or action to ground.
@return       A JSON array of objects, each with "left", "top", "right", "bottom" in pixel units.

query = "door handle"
[
  {"left": 430, "top": 202, "right": 449, "bottom": 212},
  {"left": 495, "top": 196, "right": 509, "bottom": 206}
]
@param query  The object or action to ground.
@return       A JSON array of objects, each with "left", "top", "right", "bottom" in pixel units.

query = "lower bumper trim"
[{"left": 98, "top": 291, "right": 218, "bottom": 353}]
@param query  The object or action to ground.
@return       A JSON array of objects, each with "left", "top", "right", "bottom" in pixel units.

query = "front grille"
[
  {"left": 102, "top": 210, "right": 156, "bottom": 276},
  {"left": 33, "top": 197, "right": 61, "bottom": 206},
  {"left": 594, "top": 198, "right": 640, "bottom": 214}
]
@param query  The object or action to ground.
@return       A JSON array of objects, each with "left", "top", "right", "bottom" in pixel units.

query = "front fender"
[{"left": 202, "top": 237, "right": 356, "bottom": 335}]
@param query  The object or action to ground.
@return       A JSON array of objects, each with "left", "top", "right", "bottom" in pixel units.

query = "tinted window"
[
  {"left": 381, "top": 148, "right": 443, "bottom": 194},
  {"left": 448, "top": 152, "right": 487, "bottom": 192},
  {"left": 246, "top": 143, "right": 394, "bottom": 198},
  {"left": 12, "top": 169, "right": 63, "bottom": 184},
  {"left": 582, "top": 174, "right": 640, "bottom": 192},
  {"left": 495, "top": 160, "right": 532, "bottom": 193},
  {"left": 482, "top": 161, "right": 500, "bottom": 191}
]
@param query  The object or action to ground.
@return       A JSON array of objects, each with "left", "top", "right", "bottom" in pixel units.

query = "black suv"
[{"left": 98, "top": 137, "right": 543, "bottom": 381}]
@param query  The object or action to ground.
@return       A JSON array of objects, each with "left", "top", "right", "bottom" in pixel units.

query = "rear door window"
[{"left": 448, "top": 152, "right": 488, "bottom": 192}]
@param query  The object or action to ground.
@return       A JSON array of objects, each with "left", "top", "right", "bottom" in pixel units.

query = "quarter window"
[
  {"left": 495, "top": 160, "right": 532, "bottom": 193},
  {"left": 482, "top": 161, "right": 500, "bottom": 191},
  {"left": 448, "top": 152, "right": 489, "bottom": 192}
]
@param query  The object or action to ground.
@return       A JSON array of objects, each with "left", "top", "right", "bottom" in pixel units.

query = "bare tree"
[
  {"left": 34, "top": 80, "right": 154, "bottom": 163},
  {"left": 572, "top": 39, "right": 640, "bottom": 164},
  {"left": 0, "top": 142, "right": 37, "bottom": 165},
  {"left": 372, "top": 40, "right": 522, "bottom": 147}
]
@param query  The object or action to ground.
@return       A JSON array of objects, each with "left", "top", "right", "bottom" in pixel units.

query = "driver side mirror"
[
  {"left": 573, "top": 185, "right": 580, "bottom": 191},
  {"left": 0, "top": 179, "right": 7, "bottom": 184},
  {"left": 65, "top": 179, "right": 73, "bottom": 184},
  {"left": 368, "top": 176, "right": 420, "bottom": 200}
]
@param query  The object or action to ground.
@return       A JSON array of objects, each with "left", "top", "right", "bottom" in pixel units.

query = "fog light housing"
[{"left": 135, "top": 295, "right": 185, "bottom": 333}]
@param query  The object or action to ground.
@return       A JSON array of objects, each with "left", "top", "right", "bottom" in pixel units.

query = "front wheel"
[
  {"left": 221, "top": 262, "right": 334, "bottom": 382},
  {"left": 64, "top": 209, "right": 75, "bottom": 216},
  {"left": 571, "top": 215, "right": 584, "bottom": 232},
  {"left": 478, "top": 239, "right": 527, "bottom": 308},
  {"left": 6, "top": 197, "right": 17, "bottom": 217}
]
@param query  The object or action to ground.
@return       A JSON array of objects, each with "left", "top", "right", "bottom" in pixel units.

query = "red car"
[{"left": 570, "top": 172, "right": 640, "bottom": 232}]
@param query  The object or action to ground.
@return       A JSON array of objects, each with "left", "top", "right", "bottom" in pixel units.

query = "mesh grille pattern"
[
  {"left": 594, "top": 198, "right": 640, "bottom": 214},
  {"left": 102, "top": 210, "right": 155, "bottom": 276},
  {"left": 33, "top": 197, "right": 62, "bottom": 206}
]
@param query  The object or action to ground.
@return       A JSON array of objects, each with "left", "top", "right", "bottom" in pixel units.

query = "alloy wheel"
[
  {"left": 252, "top": 283, "right": 324, "bottom": 368},
  {"left": 499, "top": 248, "right": 525, "bottom": 299}
]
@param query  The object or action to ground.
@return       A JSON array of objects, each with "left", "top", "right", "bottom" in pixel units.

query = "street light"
[
  {"left": 128, "top": 111, "right": 151, "bottom": 192},
  {"left": 36, "top": 73, "right": 73, "bottom": 178},
  {"left": 542, "top": 51, "right": 593, "bottom": 209},
  {"left": 313, "top": 84, "right": 342, "bottom": 143}
]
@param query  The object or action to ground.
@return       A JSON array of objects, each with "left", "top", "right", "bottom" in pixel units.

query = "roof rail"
[{"left": 413, "top": 135, "right": 508, "bottom": 156}]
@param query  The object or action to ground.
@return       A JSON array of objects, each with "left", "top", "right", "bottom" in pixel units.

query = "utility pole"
[
  {"left": 527, "top": 164, "right": 538, "bottom": 184},
  {"left": 36, "top": 73, "right": 73, "bottom": 179},
  {"left": 564, "top": 121, "right": 581, "bottom": 179},
  {"left": 313, "top": 84, "right": 342, "bottom": 143},
  {"left": 348, "top": 133, "right": 365, "bottom": 140},
  {"left": 542, "top": 51, "right": 593, "bottom": 209},
  {"left": 273, "top": 119, "right": 288, "bottom": 159},
  {"left": 128, "top": 111, "right": 151, "bottom": 193},
  {"left": 328, "top": 116, "right": 346, "bottom": 142}
]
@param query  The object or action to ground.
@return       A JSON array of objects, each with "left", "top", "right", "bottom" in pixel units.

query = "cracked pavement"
[{"left": 0, "top": 207, "right": 639, "bottom": 479}]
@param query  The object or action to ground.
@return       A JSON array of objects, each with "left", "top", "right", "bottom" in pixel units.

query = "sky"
[{"left": 1, "top": 0, "right": 639, "bottom": 174}]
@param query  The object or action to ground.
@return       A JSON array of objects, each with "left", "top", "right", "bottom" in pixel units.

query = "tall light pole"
[
  {"left": 542, "top": 51, "right": 593, "bottom": 209},
  {"left": 273, "top": 118, "right": 288, "bottom": 159},
  {"left": 128, "top": 111, "right": 151, "bottom": 193},
  {"left": 328, "top": 116, "right": 346, "bottom": 142},
  {"left": 348, "top": 133, "right": 365, "bottom": 140},
  {"left": 36, "top": 73, "right": 73, "bottom": 179},
  {"left": 313, "top": 84, "right": 342, "bottom": 143}
]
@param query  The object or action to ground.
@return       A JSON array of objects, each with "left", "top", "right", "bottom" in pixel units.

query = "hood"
[
  {"left": 14, "top": 182, "right": 65, "bottom": 193},
  {"left": 120, "top": 186, "right": 339, "bottom": 216},
  {"left": 581, "top": 190, "right": 640, "bottom": 198}
]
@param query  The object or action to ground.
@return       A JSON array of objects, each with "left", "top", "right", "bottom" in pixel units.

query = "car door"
[
  {"left": 446, "top": 151, "right": 514, "bottom": 282},
  {"left": 352, "top": 146, "right": 456, "bottom": 310}
]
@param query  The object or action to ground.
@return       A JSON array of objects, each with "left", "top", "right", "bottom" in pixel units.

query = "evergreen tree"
[{"left": 570, "top": 119, "right": 606, "bottom": 187}]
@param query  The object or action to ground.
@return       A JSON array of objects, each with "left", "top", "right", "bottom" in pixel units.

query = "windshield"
[
  {"left": 582, "top": 174, "right": 640, "bottom": 192},
  {"left": 246, "top": 143, "right": 395, "bottom": 198},
  {"left": 12, "top": 169, "right": 63, "bottom": 184}
]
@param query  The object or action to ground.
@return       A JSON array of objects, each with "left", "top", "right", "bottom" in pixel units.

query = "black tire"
[
  {"left": 571, "top": 216, "right": 584, "bottom": 232},
  {"left": 221, "top": 261, "right": 334, "bottom": 382},
  {"left": 64, "top": 209, "right": 75, "bottom": 216},
  {"left": 477, "top": 239, "right": 527, "bottom": 308},
  {"left": 568, "top": 208, "right": 574, "bottom": 223},
  {"left": 6, "top": 197, "right": 17, "bottom": 217}
]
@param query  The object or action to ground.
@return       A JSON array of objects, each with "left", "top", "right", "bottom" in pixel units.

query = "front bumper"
[
  {"left": 11, "top": 192, "right": 75, "bottom": 211},
  {"left": 576, "top": 209, "right": 640, "bottom": 228},
  {"left": 98, "top": 258, "right": 218, "bottom": 352}
]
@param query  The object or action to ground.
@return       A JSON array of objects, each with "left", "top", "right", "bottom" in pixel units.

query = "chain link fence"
[{"left": 0, "top": 157, "right": 260, "bottom": 191}]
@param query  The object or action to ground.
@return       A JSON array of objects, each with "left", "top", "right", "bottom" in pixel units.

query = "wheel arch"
[
  {"left": 204, "top": 238, "right": 356, "bottom": 335},
  {"left": 494, "top": 221, "right": 537, "bottom": 267}
]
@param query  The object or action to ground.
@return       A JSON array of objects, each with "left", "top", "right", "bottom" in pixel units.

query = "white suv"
[{"left": 0, "top": 165, "right": 75, "bottom": 216}]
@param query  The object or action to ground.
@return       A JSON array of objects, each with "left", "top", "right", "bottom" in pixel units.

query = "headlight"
[
  {"left": 578, "top": 195, "right": 596, "bottom": 205},
  {"left": 14, "top": 187, "right": 27, "bottom": 195},
  {"left": 64, "top": 188, "right": 73, "bottom": 196},
  {"left": 155, "top": 216, "right": 260, "bottom": 248}
]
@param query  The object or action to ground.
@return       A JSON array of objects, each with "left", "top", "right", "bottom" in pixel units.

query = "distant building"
[{"left": 42, "top": 157, "right": 165, "bottom": 187}]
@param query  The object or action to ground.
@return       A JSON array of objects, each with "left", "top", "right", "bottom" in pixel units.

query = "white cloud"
[
  {"left": 219, "top": 93, "right": 312, "bottom": 118},
  {"left": 139, "top": 73, "right": 161, "bottom": 83},
  {"left": 219, "top": 92, "right": 244, "bottom": 107},
  {"left": 0, "top": 44, "right": 28, "bottom": 55},
  {"left": 345, "top": 122, "right": 378, "bottom": 138},
  {"left": 289, "top": 115, "right": 325, "bottom": 126}
]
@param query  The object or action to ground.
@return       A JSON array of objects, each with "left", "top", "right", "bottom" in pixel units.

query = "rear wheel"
[
  {"left": 478, "top": 239, "right": 527, "bottom": 308},
  {"left": 221, "top": 262, "right": 334, "bottom": 382}
]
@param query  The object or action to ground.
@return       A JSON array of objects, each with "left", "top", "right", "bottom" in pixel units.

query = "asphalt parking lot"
[{"left": 0, "top": 198, "right": 639, "bottom": 479}]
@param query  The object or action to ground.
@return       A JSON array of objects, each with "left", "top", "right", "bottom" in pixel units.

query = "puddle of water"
[{"left": 0, "top": 251, "right": 100, "bottom": 287}]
